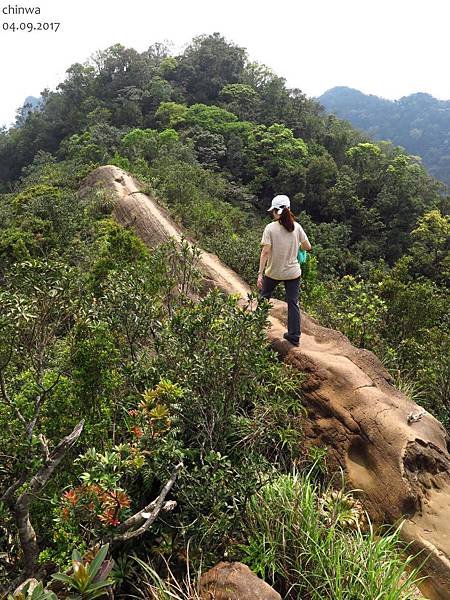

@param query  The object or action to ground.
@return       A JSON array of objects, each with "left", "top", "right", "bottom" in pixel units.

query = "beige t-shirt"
[{"left": 260, "top": 221, "right": 309, "bottom": 280}]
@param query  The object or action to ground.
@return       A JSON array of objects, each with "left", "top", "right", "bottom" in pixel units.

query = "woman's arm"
[
  {"left": 300, "top": 239, "right": 312, "bottom": 251},
  {"left": 299, "top": 225, "right": 312, "bottom": 251},
  {"left": 257, "top": 245, "right": 271, "bottom": 289}
]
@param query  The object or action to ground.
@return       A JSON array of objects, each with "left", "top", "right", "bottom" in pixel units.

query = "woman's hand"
[{"left": 257, "top": 274, "right": 264, "bottom": 290}]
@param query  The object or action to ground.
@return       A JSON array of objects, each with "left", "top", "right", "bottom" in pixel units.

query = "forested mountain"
[
  {"left": 1, "top": 38, "right": 447, "bottom": 267},
  {"left": 0, "top": 34, "right": 449, "bottom": 597},
  {"left": 319, "top": 86, "right": 450, "bottom": 187}
]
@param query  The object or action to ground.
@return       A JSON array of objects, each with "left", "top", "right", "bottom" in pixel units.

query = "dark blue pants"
[{"left": 260, "top": 275, "right": 301, "bottom": 342}]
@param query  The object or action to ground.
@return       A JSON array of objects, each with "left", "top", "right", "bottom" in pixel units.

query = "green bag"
[{"left": 297, "top": 248, "right": 308, "bottom": 264}]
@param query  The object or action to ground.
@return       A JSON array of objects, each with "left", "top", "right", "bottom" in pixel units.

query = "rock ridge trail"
[{"left": 80, "top": 165, "right": 450, "bottom": 600}]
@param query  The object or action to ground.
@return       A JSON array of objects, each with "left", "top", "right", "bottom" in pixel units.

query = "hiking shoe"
[{"left": 283, "top": 332, "right": 300, "bottom": 346}]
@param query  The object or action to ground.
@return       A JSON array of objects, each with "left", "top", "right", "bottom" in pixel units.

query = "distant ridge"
[
  {"left": 22, "top": 95, "right": 42, "bottom": 108},
  {"left": 15, "top": 95, "right": 43, "bottom": 126},
  {"left": 318, "top": 86, "right": 450, "bottom": 188}
]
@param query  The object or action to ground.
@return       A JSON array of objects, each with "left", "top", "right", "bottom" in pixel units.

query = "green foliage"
[
  {"left": 171, "top": 33, "right": 247, "bottom": 104},
  {"left": 304, "top": 445, "right": 329, "bottom": 480},
  {"left": 208, "top": 230, "right": 260, "bottom": 284},
  {"left": 0, "top": 170, "right": 207, "bottom": 579},
  {"left": 155, "top": 292, "right": 302, "bottom": 453},
  {"left": 59, "top": 132, "right": 104, "bottom": 164},
  {"left": 53, "top": 447, "right": 138, "bottom": 550},
  {"left": 0, "top": 32, "right": 443, "bottom": 277},
  {"left": 89, "top": 218, "right": 150, "bottom": 290},
  {"left": 310, "top": 275, "right": 387, "bottom": 349},
  {"left": 246, "top": 123, "right": 308, "bottom": 196},
  {"left": 139, "top": 292, "right": 305, "bottom": 557},
  {"left": 69, "top": 320, "right": 122, "bottom": 425},
  {"left": 7, "top": 582, "right": 57, "bottom": 600},
  {"left": 0, "top": 226, "right": 37, "bottom": 273},
  {"left": 410, "top": 209, "right": 450, "bottom": 284},
  {"left": 120, "top": 128, "right": 180, "bottom": 162},
  {"left": 12, "top": 183, "right": 63, "bottom": 208},
  {"left": 219, "top": 82, "right": 260, "bottom": 121},
  {"left": 373, "top": 261, "right": 450, "bottom": 425},
  {"left": 305, "top": 255, "right": 449, "bottom": 429},
  {"left": 377, "top": 153, "right": 440, "bottom": 262},
  {"left": 187, "top": 127, "right": 227, "bottom": 170},
  {"left": 240, "top": 473, "right": 424, "bottom": 599},
  {"left": 155, "top": 102, "right": 188, "bottom": 129},
  {"left": 302, "top": 152, "right": 338, "bottom": 218},
  {"left": 184, "top": 103, "right": 238, "bottom": 133},
  {"left": 147, "top": 155, "right": 242, "bottom": 239},
  {"left": 52, "top": 544, "right": 113, "bottom": 599}
]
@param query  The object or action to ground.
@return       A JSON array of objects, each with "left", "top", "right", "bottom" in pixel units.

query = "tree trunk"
[{"left": 5, "top": 421, "right": 84, "bottom": 581}]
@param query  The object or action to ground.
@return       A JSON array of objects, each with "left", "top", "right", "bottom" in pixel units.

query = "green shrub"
[
  {"left": 309, "top": 275, "right": 387, "bottom": 350},
  {"left": 240, "top": 473, "right": 424, "bottom": 599},
  {"left": 139, "top": 291, "right": 304, "bottom": 560}
]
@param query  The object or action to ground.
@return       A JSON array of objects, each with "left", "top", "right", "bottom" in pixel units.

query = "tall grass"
[
  {"left": 240, "top": 473, "right": 426, "bottom": 599},
  {"left": 129, "top": 556, "right": 202, "bottom": 600}
]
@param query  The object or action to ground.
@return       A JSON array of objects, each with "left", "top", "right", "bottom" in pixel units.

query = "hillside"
[
  {"left": 319, "top": 86, "right": 450, "bottom": 187},
  {"left": 0, "top": 34, "right": 449, "bottom": 598},
  {"left": 83, "top": 164, "right": 450, "bottom": 598}
]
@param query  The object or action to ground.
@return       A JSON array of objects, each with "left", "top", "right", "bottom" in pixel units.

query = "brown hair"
[{"left": 278, "top": 207, "right": 296, "bottom": 232}]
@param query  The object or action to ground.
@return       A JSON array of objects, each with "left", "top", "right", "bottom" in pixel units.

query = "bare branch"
[
  {"left": 1, "top": 472, "right": 28, "bottom": 506},
  {"left": 109, "top": 462, "right": 182, "bottom": 545},
  {"left": 38, "top": 434, "right": 50, "bottom": 462},
  {"left": 25, "top": 420, "right": 84, "bottom": 497}
]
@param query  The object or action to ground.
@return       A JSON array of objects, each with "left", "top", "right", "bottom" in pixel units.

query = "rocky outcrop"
[
  {"left": 79, "top": 166, "right": 450, "bottom": 600},
  {"left": 199, "top": 562, "right": 281, "bottom": 600}
]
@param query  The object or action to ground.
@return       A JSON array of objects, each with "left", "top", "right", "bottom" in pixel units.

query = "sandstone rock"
[{"left": 199, "top": 562, "right": 281, "bottom": 600}]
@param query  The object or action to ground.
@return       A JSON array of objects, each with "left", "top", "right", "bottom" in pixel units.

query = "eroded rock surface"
[
  {"left": 199, "top": 562, "right": 281, "bottom": 600},
  {"left": 79, "top": 165, "right": 450, "bottom": 599}
]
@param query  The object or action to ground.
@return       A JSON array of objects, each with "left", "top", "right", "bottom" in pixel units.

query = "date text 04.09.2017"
[{"left": 2, "top": 21, "right": 60, "bottom": 31}]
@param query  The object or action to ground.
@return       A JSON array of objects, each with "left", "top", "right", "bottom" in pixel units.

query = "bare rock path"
[{"left": 80, "top": 165, "right": 450, "bottom": 599}]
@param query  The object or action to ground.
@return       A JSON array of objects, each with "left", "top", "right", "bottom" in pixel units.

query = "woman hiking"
[{"left": 257, "top": 194, "right": 311, "bottom": 346}]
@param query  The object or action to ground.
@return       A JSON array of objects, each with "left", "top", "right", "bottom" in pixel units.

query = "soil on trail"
[{"left": 80, "top": 165, "right": 450, "bottom": 600}]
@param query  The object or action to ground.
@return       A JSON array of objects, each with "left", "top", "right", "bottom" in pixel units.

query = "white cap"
[{"left": 267, "top": 194, "right": 290, "bottom": 215}]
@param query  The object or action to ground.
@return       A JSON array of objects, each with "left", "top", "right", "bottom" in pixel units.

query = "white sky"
[{"left": 1, "top": 0, "right": 449, "bottom": 128}]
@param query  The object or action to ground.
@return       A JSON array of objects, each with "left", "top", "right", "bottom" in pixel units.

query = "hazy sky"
[{"left": 1, "top": 0, "right": 449, "bottom": 127}]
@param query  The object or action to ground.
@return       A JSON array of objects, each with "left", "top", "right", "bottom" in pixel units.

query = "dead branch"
[
  {"left": 109, "top": 462, "right": 182, "bottom": 546},
  {"left": 38, "top": 434, "right": 50, "bottom": 462}
]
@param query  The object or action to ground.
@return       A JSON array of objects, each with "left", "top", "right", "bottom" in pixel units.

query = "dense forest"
[
  {"left": 319, "top": 86, "right": 450, "bottom": 187},
  {"left": 0, "top": 34, "right": 449, "bottom": 598}
]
